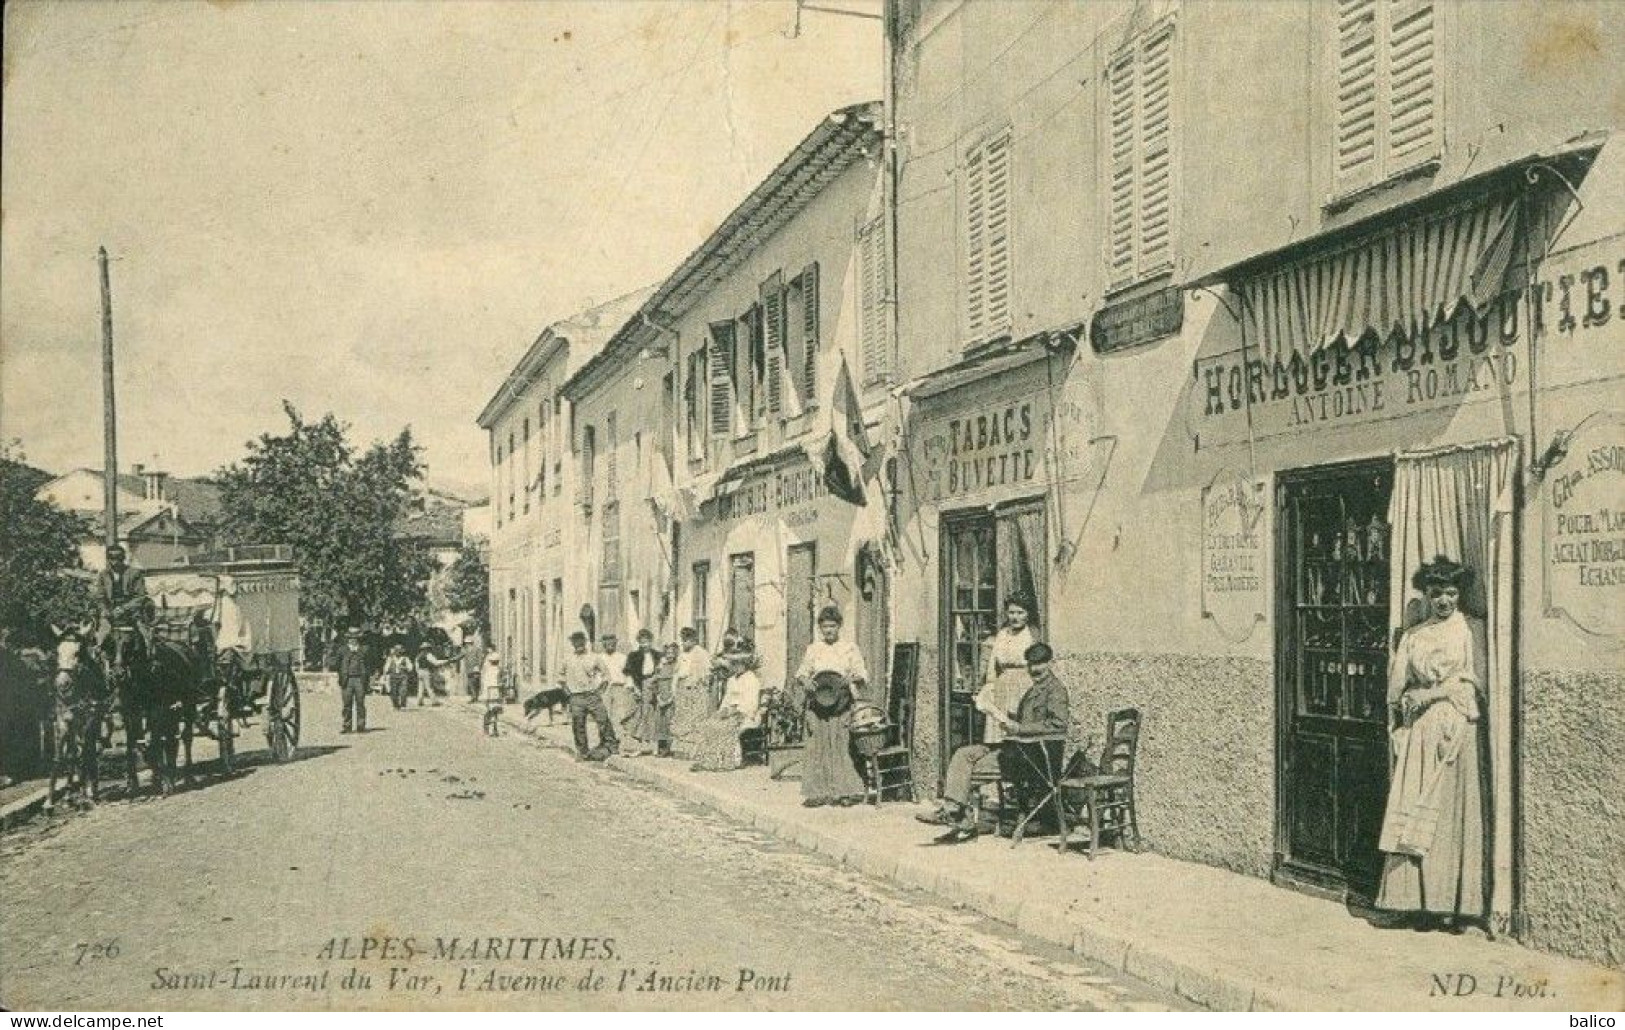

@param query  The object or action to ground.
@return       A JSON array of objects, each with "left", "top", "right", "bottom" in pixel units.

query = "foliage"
[
  {"left": 0, "top": 444, "right": 93, "bottom": 645},
  {"left": 443, "top": 541, "right": 490, "bottom": 632},
  {"left": 214, "top": 402, "right": 437, "bottom": 628}
]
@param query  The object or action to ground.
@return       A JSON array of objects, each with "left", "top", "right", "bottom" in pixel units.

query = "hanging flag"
[{"left": 820, "top": 353, "right": 872, "bottom": 506}]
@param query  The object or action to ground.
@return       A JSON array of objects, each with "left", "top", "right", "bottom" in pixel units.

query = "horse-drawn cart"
[{"left": 147, "top": 546, "right": 302, "bottom": 767}]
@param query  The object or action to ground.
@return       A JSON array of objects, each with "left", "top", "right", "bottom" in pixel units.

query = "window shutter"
[
  {"left": 1335, "top": 0, "right": 1379, "bottom": 189},
  {"left": 708, "top": 321, "right": 734, "bottom": 437},
  {"left": 605, "top": 412, "right": 617, "bottom": 501},
  {"left": 1138, "top": 25, "right": 1174, "bottom": 276},
  {"left": 859, "top": 220, "right": 887, "bottom": 385},
  {"left": 983, "top": 133, "right": 1012, "bottom": 335},
  {"left": 1107, "top": 50, "right": 1138, "bottom": 289},
  {"left": 963, "top": 145, "right": 987, "bottom": 341},
  {"left": 1385, "top": 0, "right": 1436, "bottom": 169},
  {"left": 802, "top": 261, "right": 820, "bottom": 400},
  {"left": 762, "top": 272, "right": 785, "bottom": 418}
]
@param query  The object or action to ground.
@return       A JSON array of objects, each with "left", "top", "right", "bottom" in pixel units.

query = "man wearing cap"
[
  {"left": 560, "top": 630, "right": 616, "bottom": 759},
  {"left": 921, "top": 641, "right": 1070, "bottom": 837},
  {"left": 338, "top": 628, "right": 370, "bottom": 733},
  {"left": 95, "top": 543, "right": 153, "bottom": 673}
]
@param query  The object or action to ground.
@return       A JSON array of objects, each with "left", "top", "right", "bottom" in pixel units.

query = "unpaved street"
[{"left": 1, "top": 685, "right": 1189, "bottom": 1011}]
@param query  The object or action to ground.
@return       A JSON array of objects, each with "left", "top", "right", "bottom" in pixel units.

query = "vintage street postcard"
[{"left": 2, "top": 0, "right": 1622, "bottom": 1016}]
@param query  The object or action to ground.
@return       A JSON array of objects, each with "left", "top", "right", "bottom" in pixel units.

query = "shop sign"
[
  {"left": 1544, "top": 410, "right": 1625, "bottom": 638},
  {"left": 1193, "top": 244, "right": 1625, "bottom": 446},
  {"left": 915, "top": 399, "right": 1047, "bottom": 503},
  {"left": 1091, "top": 286, "right": 1184, "bottom": 353},
  {"left": 1201, "top": 469, "right": 1267, "bottom": 640},
  {"left": 715, "top": 461, "right": 827, "bottom": 522}
]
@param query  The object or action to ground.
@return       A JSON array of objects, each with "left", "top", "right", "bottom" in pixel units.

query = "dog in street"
[{"left": 523, "top": 687, "right": 570, "bottom": 724}]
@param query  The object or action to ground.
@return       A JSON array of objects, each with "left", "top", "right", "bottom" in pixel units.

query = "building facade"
[
  {"left": 478, "top": 289, "right": 653, "bottom": 693},
  {"left": 37, "top": 464, "right": 220, "bottom": 570},
  {"left": 559, "top": 103, "right": 896, "bottom": 718},
  {"left": 888, "top": 0, "right": 1623, "bottom": 966}
]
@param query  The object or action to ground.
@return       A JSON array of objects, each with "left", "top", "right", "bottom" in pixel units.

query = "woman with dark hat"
[
  {"left": 793, "top": 605, "right": 869, "bottom": 806},
  {"left": 1375, "top": 555, "right": 1488, "bottom": 931}
]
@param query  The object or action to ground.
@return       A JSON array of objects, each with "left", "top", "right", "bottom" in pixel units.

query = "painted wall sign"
[
  {"left": 1194, "top": 246, "right": 1625, "bottom": 446},
  {"left": 714, "top": 461, "right": 827, "bottom": 522},
  {"left": 913, "top": 367, "right": 1054, "bottom": 505},
  {"left": 1544, "top": 410, "right": 1625, "bottom": 638},
  {"left": 1201, "top": 469, "right": 1267, "bottom": 640},
  {"left": 1091, "top": 285, "right": 1185, "bottom": 353}
]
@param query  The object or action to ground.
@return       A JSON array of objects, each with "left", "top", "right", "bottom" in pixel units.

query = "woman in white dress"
[
  {"left": 1376, "top": 556, "right": 1488, "bottom": 931},
  {"left": 794, "top": 606, "right": 870, "bottom": 806}
]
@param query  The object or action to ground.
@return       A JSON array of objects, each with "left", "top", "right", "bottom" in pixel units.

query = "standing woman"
[
  {"left": 1376, "top": 556, "right": 1488, "bottom": 931},
  {"left": 982, "top": 596, "right": 1038, "bottom": 730},
  {"left": 794, "top": 606, "right": 869, "bottom": 807}
]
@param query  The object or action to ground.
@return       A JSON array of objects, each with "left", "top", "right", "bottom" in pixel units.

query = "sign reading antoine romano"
[{"left": 1544, "top": 410, "right": 1625, "bottom": 637}]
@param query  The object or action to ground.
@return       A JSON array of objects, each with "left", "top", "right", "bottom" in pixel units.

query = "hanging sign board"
[{"left": 1543, "top": 410, "right": 1625, "bottom": 638}]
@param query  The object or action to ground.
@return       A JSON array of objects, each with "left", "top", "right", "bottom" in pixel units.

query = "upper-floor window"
[
  {"left": 1332, "top": 0, "right": 1438, "bottom": 197},
  {"left": 507, "top": 430, "right": 517, "bottom": 522},
  {"left": 604, "top": 411, "right": 618, "bottom": 502},
  {"left": 553, "top": 398, "right": 564, "bottom": 495},
  {"left": 1105, "top": 19, "right": 1175, "bottom": 292},
  {"left": 790, "top": 263, "right": 820, "bottom": 404},
  {"left": 537, "top": 399, "right": 548, "bottom": 498},
  {"left": 493, "top": 438, "right": 503, "bottom": 528},
  {"left": 963, "top": 129, "right": 1012, "bottom": 346},
  {"left": 580, "top": 424, "right": 596, "bottom": 513},
  {"left": 522, "top": 417, "right": 531, "bottom": 514},
  {"left": 685, "top": 348, "right": 707, "bottom": 463},
  {"left": 858, "top": 217, "right": 891, "bottom": 385}
]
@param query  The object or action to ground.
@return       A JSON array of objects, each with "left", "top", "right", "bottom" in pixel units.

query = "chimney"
[
  {"left": 143, "top": 469, "right": 168, "bottom": 503},
  {"left": 132, "top": 462, "right": 145, "bottom": 477}
]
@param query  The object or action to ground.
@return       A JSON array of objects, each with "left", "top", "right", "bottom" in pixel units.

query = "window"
[
  {"left": 522, "top": 418, "right": 531, "bottom": 514},
  {"left": 963, "top": 129, "right": 1012, "bottom": 345},
  {"left": 605, "top": 411, "right": 618, "bottom": 502},
  {"left": 735, "top": 304, "right": 764, "bottom": 432},
  {"left": 794, "top": 263, "right": 820, "bottom": 403},
  {"left": 686, "top": 348, "right": 707, "bottom": 462},
  {"left": 537, "top": 580, "right": 549, "bottom": 682},
  {"left": 859, "top": 217, "right": 890, "bottom": 384},
  {"left": 708, "top": 321, "right": 735, "bottom": 441},
  {"left": 1333, "top": 0, "right": 1438, "bottom": 196},
  {"left": 507, "top": 431, "right": 517, "bottom": 522},
  {"left": 553, "top": 399, "right": 564, "bottom": 495},
  {"left": 600, "top": 499, "right": 621, "bottom": 641},
  {"left": 762, "top": 271, "right": 786, "bottom": 419},
  {"left": 580, "top": 424, "right": 596, "bottom": 512},
  {"left": 1106, "top": 19, "right": 1175, "bottom": 292},
  {"left": 691, "top": 560, "right": 711, "bottom": 648},
  {"left": 537, "top": 400, "right": 548, "bottom": 497},
  {"left": 493, "top": 438, "right": 504, "bottom": 528},
  {"left": 728, "top": 552, "right": 756, "bottom": 640}
]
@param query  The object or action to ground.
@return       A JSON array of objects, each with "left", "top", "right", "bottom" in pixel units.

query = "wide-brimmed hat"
[
  {"left": 809, "top": 669, "right": 852, "bottom": 715},
  {"left": 346, "top": 627, "right": 363, "bottom": 638}
]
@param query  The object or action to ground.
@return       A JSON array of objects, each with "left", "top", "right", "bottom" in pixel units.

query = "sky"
[{"left": 0, "top": 0, "right": 881, "bottom": 498}]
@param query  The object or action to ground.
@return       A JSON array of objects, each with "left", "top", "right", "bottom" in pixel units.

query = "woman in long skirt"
[
  {"left": 795, "top": 606, "right": 869, "bottom": 807},
  {"left": 1376, "top": 555, "right": 1488, "bottom": 930},
  {"left": 691, "top": 647, "right": 763, "bottom": 771}
]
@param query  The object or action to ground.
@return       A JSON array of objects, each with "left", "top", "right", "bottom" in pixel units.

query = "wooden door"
[
  {"left": 940, "top": 512, "right": 998, "bottom": 766},
  {"left": 1277, "top": 461, "right": 1394, "bottom": 896},
  {"left": 786, "top": 543, "right": 817, "bottom": 688}
]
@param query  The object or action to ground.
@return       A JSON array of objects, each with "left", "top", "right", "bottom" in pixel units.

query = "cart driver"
[{"left": 96, "top": 543, "right": 154, "bottom": 674}]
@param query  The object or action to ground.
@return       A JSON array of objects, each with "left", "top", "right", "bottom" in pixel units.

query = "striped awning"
[{"left": 1240, "top": 193, "right": 1522, "bottom": 360}]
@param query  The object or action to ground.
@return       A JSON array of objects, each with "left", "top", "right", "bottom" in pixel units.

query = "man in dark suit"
[
  {"left": 338, "top": 627, "right": 370, "bottom": 734},
  {"left": 95, "top": 544, "right": 153, "bottom": 673}
]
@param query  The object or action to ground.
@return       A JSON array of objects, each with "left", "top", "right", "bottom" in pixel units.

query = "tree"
[
  {"left": 0, "top": 444, "right": 93, "bottom": 645},
  {"left": 443, "top": 542, "right": 490, "bottom": 633},
  {"left": 215, "top": 403, "right": 437, "bottom": 630}
]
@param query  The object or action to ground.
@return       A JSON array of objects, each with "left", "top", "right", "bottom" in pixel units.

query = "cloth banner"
[
  {"left": 1387, "top": 437, "right": 1517, "bottom": 933},
  {"left": 1243, "top": 194, "right": 1521, "bottom": 360}
]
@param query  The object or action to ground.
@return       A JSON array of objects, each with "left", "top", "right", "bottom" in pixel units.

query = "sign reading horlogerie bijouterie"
[
  {"left": 1544, "top": 410, "right": 1625, "bottom": 637},
  {"left": 1194, "top": 244, "right": 1624, "bottom": 447}
]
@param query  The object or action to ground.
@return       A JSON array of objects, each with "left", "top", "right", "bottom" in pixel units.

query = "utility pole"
[{"left": 99, "top": 246, "right": 118, "bottom": 550}]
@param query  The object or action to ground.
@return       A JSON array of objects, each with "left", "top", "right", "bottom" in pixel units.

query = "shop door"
[
  {"left": 785, "top": 543, "right": 817, "bottom": 688},
  {"left": 940, "top": 513, "right": 998, "bottom": 762},
  {"left": 1277, "top": 461, "right": 1393, "bottom": 897},
  {"left": 728, "top": 553, "right": 756, "bottom": 642}
]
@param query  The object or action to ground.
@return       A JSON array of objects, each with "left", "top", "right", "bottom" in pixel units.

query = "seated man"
[{"left": 919, "top": 642, "right": 1070, "bottom": 838}]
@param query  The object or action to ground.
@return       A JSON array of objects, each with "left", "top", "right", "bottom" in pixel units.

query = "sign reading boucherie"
[{"left": 1544, "top": 410, "right": 1625, "bottom": 637}]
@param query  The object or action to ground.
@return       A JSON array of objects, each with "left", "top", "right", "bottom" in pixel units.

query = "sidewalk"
[{"left": 471, "top": 700, "right": 1621, "bottom": 1012}]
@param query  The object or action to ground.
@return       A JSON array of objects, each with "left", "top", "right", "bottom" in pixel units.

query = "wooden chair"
[
  {"left": 1059, "top": 708, "right": 1142, "bottom": 859},
  {"left": 864, "top": 678, "right": 915, "bottom": 805}
]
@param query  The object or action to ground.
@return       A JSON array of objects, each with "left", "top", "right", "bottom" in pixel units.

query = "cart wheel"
[
  {"left": 265, "top": 664, "right": 300, "bottom": 762},
  {"left": 216, "top": 681, "right": 236, "bottom": 770}
]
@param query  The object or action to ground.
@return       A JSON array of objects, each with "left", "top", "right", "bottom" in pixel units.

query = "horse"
[{"left": 45, "top": 634, "right": 110, "bottom": 811}]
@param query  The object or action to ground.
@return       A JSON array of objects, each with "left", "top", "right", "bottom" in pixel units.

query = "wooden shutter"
[
  {"left": 762, "top": 272, "right": 785, "bottom": 418},
  {"left": 859, "top": 221, "right": 888, "bottom": 385},
  {"left": 708, "top": 321, "right": 734, "bottom": 437},
  {"left": 802, "top": 261, "right": 820, "bottom": 400},
  {"left": 1334, "top": 0, "right": 1379, "bottom": 189},
  {"left": 1107, "top": 50, "right": 1137, "bottom": 289},
  {"left": 963, "top": 144, "right": 987, "bottom": 341},
  {"left": 1385, "top": 0, "right": 1436, "bottom": 169},
  {"left": 982, "top": 133, "right": 1012, "bottom": 335},
  {"left": 1138, "top": 25, "right": 1174, "bottom": 276},
  {"left": 605, "top": 412, "right": 617, "bottom": 500}
]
